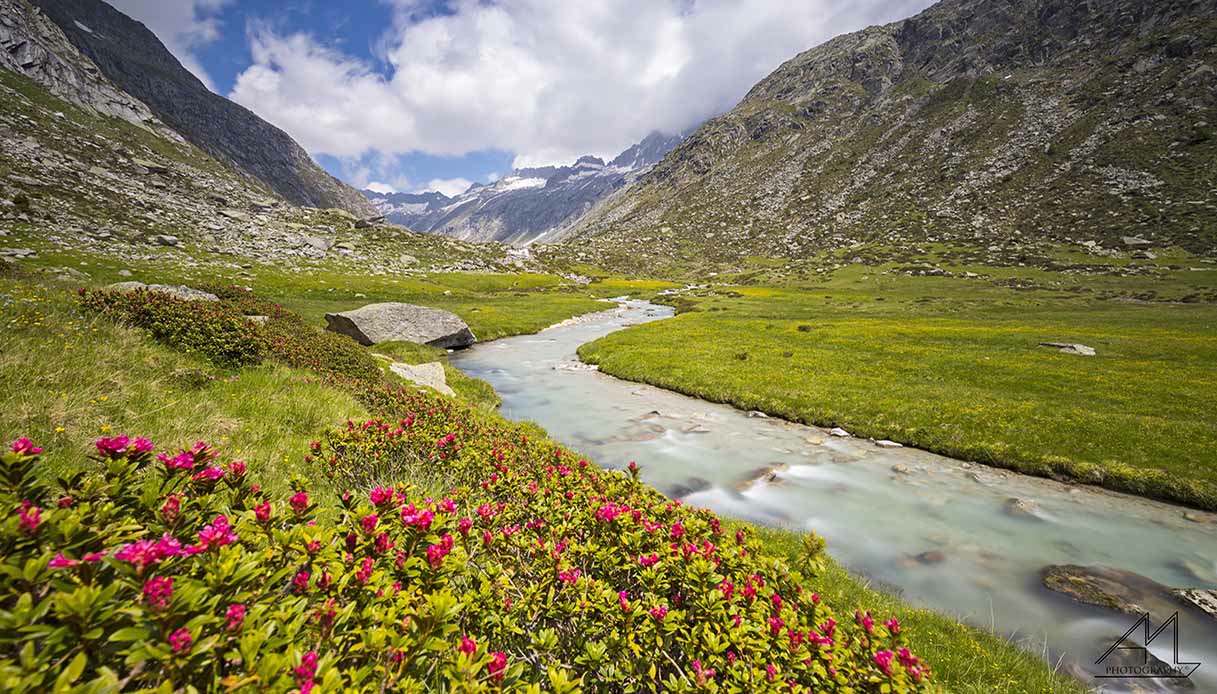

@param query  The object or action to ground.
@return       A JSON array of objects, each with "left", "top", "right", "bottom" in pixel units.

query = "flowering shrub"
[
  {"left": 79, "top": 286, "right": 382, "bottom": 384},
  {"left": 1, "top": 422, "right": 931, "bottom": 690}
]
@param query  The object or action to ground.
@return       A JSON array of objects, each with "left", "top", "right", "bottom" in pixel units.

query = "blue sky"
[{"left": 108, "top": 0, "right": 935, "bottom": 196}]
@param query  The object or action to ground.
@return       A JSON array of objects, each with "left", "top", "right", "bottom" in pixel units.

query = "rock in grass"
[
  {"left": 829, "top": 427, "right": 851, "bottom": 437},
  {"left": 106, "top": 281, "right": 218, "bottom": 302},
  {"left": 326, "top": 303, "right": 475, "bottom": 348},
  {"left": 389, "top": 361, "right": 455, "bottom": 397},
  {"left": 1039, "top": 342, "right": 1096, "bottom": 356}
]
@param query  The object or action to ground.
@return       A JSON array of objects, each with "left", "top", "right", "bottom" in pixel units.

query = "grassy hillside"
[{"left": 580, "top": 262, "right": 1217, "bottom": 510}]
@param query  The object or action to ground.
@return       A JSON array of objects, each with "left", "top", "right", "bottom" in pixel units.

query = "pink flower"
[
  {"left": 638, "top": 553, "right": 659, "bottom": 568},
  {"left": 768, "top": 615, "right": 784, "bottom": 635},
  {"left": 57, "top": 496, "right": 73, "bottom": 508},
  {"left": 692, "top": 659, "right": 716, "bottom": 686},
  {"left": 94, "top": 435, "right": 130, "bottom": 458},
  {"left": 191, "top": 466, "right": 225, "bottom": 484},
  {"left": 374, "top": 532, "right": 393, "bottom": 554},
  {"left": 765, "top": 663, "right": 777, "bottom": 681},
  {"left": 488, "top": 651, "right": 507, "bottom": 682},
  {"left": 255, "top": 501, "right": 272, "bottom": 523},
  {"left": 618, "top": 590, "right": 631, "bottom": 612},
  {"left": 669, "top": 522, "right": 685, "bottom": 539},
  {"left": 295, "top": 650, "right": 319, "bottom": 685},
  {"left": 886, "top": 617, "right": 901, "bottom": 635},
  {"left": 292, "top": 570, "right": 310, "bottom": 593},
  {"left": 718, "top": 580, "right": 734, "bottom": 600},
  {"left": 458, "top": 517, "right": 473, "bottom": 535},
  {"left": 771, "top": 592, "right": 783, "bottom": 610},
  {"left": 195, "top": 515, "right": 238, "bottom": 551},
  {"left": 160, "top": 494, "right": 181, "bottom": 522},
  {"left": 426, "top": 543, "right": 448, "bottom": 568},
  {"left": 360, "top": 513, "right": 379, "bottom": 534},
  {"left": 557, "top": 568, "right": 582, "bottom": 585},
  {"left": 897, "top": 647, "right": 919, "bottom": 669},
  {"left": 226, "top": 603, "right": 246, "bottom": 631},
  {"left": 650, "top": 605, "right": 668, "bottom": 621},
  {"left": 355, "top": 556, "right": 375, "bottom": 584},
  {"left": 10, "top": 437, "right": 43, "bottom": 456},
  {"left": 458, "top": 635, "right": 477, "bottom": 656},
  {"left": 132, "top": 437, "right": 154, "bottom": 454},
  {"left": 83, "top": 551, "right": 106, "bottom": 563},
  {"left": 168, "top": 627, "right": 192, "bottom": 654},
  {"left": 290, "top": 491, "right": 310, "bottom": 515},
  {"left": 873, "top": 649, "right": 895, "bottom": 677},
  {"left": 369, "top": 486, "right": 393, "bottom": 506},
  {"left": 49, "top": 552, "right": 78, "bottom": 569},
  {"left": 595, "top": 502, "right": 626, "bottom": 523},
  {"left": 439, "top": 498, "right": 457, "bottom": 513},
  {"left": 227, "top": 460, "right": 247, "bottom": 478},
  {"left": 17, "top": 504, "right": 41, "bottom": 534},
  {"left": 142, "top": 576, "right": 174, "bottom": 609},
  {"left": 856, "top": 610, "right": 874, "bottom": 634}
]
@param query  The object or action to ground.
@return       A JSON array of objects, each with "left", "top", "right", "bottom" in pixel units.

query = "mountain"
[
  {"left": 26, "top": 0, "right": 374, "bottom": 216},
  {"left": 568, "top": 0, "right": 1217, "bottom": 270},
  {"left": 365, "top": 131, "right": 687, "bottom": 245}
]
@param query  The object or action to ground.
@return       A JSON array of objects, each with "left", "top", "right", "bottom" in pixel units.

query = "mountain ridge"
[
  {"left": 567, "top": 0, "right": 1217, "bottom": 271},
  {"left": 364, "top": 131, "right": 687, "bottom": 245},
  {"left": 27, "top": 0, "right": 374, "bottom": 216}
]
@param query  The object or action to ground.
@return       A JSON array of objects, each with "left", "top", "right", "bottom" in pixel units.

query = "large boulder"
[
  {"left": 325, "top": 302, "right": 475, "bottom": 348},
  {"left": 106, "top": 282, "right": 218, "bottom": 302}
]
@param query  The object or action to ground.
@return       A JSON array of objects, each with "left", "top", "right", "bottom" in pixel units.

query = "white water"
[{"left": 452, "top": 300, "right": 1217, "bottom": 691}]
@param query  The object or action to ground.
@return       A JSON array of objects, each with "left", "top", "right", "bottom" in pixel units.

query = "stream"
[{"left": 451, "top": 300, "right": 1217, "bottom": 691}]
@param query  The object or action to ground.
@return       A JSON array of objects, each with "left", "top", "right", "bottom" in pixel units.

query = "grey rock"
[
  {"left": 389, "top": 361, "right": 455, "bottom": 397},
  {"left": 1003, "top": 497, "right": 1043, "bottom": 520},
  {"left": 1041, "top": 565, "right": 1199, "bottom": 617},
  {"left": 220, "top": 209, "right": 250, "bottom": 221},
  {"left": 325, "top": 302, "right": 475, "bottom": 348},
  {"left": 1171, "top": 589, "right": 1217, "bottom": 622},
  {"left": 875, "top": 439, "right": 903, "bottom": 448},
  {"left": 1039, "top": 342, "right": 1096, "bottom": 356},
  {"left": 303, "top": 236, "right": 333, "bottom": 252},
  {"left": 1121, "top": 236, "right": 1153, "bottom": 247},
  {"left": 106, "top": 281, "right": 218, "bottom": 302},
  {"left": 151, "top": 234, "right": 179, "bottom": 247},
  {"left": 829, "top": 427, "right": 851, "bottom": 437},
  {"left": 131, "top": 158, "right": 168, "bottom": 174}
]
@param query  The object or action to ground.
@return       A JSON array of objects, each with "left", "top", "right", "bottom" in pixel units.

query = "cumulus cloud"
[
  {"left": 364, "top": 181, "right": 398, "bottom": 194},
  {"left": 107, "top": 0, "right": 231, "bottom": 91},
  {"left": 230, "top": 0, "right": 934, "bottom": 168},
  {"left": 422, "top": 178, "right": 473, "bottom": 197}
]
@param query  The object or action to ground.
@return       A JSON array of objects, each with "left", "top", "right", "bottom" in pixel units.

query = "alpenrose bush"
[{"left": 1, "top": 432, "right": 931, "bottom": 691}]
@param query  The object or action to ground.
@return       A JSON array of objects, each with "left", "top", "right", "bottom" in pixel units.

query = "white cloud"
[
  {"left": 106, "top": 0, "right": 231, "bottom": 91},
  {"left": 365, "top": 181, "right": 398, "bottom": 194},
  {"left": 420, "top": 178, "right": 473, "bottom": 197},
  {"left": 229, "top": 0, "right": 935, "bottom": 167}
]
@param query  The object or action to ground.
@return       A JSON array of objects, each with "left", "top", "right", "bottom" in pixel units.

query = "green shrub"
[{"left": 79, "top": 288, "right": 264, "bottom": 368}]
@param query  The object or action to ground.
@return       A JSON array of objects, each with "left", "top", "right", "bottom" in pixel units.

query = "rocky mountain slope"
[
  {"left": 366, "top": 132, "right": 685, "bottom": 245},
  {"left": 568, "top": 0, "right": 1217, "bottom": 270},
  {"left": 26, "top": 0, "right": 374, "bottom": 216}
]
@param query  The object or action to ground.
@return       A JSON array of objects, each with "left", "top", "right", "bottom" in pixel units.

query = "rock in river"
[
  {"left": 1040, "top": 565, "right": 1202, "bottom": 617},
  {"left": 325, "top": 302, "right": 475, "bottom": 348}
]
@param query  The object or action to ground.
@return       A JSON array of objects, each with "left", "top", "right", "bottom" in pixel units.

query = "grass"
[
  {"left": 580, "top": 267, "right": 1217, "bottom": 510},
  {"left": 738, "top": 521, "right": 1087, "bottom": 694},
  {"left": 0, "top": 277, "right": 367, "bottom": 497}
]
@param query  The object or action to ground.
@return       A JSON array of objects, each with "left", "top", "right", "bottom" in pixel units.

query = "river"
[{"left": 451, "top": 299, "right": 1217, "bottom": 691}]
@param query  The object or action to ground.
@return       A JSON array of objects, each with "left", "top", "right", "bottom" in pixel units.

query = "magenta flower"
[
  {"left": 669, "top": 522, "right": 685, "bottom": 539},
  {"left": 94, "top": 435, "right": 130, "bottom": 458},
  {"left": 49, "top": 552, "right": 78, "bottom": 569},
  {"left": 638, "top": 553, "right": 659, "bottom": 568},
  {"left": 10, "top": 437, "right": 43, "bottom": 456},
  {"left": 360, "top": 513, "right": 379, "bottom": 534},
  {"left": 168, "top": 627, "right": 192, "bottom": 654},
  {"left": 650, "top": 605, "right": 668, "bottom": 621},
  {"left": 158, "top": 450, "right": 195, "bottom": 471},
  {"left": 142, "top": 576, "right": 174, "bottom": 610},
  {"left": 293, "top": 570, "right": 310, "bottom": 593},
  {"left": 873, "top": 649, "right": 895, "bottom": 677},
  {"left": 897, "top": 647, "right": 919, "bottom": 669},
  {"left": 369, "top": 486, "right": 393, "bottom": 506},
  {"left": 295, "top": 650, "right": 319, "bottom": 686},
  {"left": 557, "top": 568, "right": 582, "bottom": 585},
  {"left": 17, "top": 504, "right": 41, "bottom": 534},
  {"left": 160, "top": 494, "right": 181, "bottom": 522},
  {"left": 457, "top": 517, "right": 473, "bottom": 535},
  {"left": 718, "top": 579, "right": 734, "bottom": 600},
  {"left": 439, "top": 498, "right": 457, "bottom": 513},
  {"left": 195, "top": 514, "right": 238, "bottom": 551},
  {"left": 856, "top": 610, "right": 875, "bottom": 634},
  {"left": 355, "top": 557, "right": 374, "bottom": 584},
  {"left": 618, "top": 590, "right": 631, "bottom": 612},
  {"left": 254, "top": 501, "right": 272, "bottom": 523},
  {"left": 191, "top": 466, "right": 225, "bottom": 484},
  {"left": 458, "top": 635, "right": 477, "bottom": 656},
  {"left": 488, "top": 651, "right": 507, "bottom": 682},
  {"left": 594, "top": 502, "right": 626, "bottom": 523},
  {"left": 132, "top": 437, "right": 154, "bottom": 454},
  {"left": 226, "top": 603, "right": 246, "bottom": 631},
  {"left": 886, "top": 617, "right": 901, "bottom": 635},
  {"left": 768, "top": 615, "right": 784, "bottom": 635},
  {"left": 290, "top": 491, "right": 310, "bottom": 515}
]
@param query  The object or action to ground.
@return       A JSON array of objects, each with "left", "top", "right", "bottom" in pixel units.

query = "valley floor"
[
  {"left": 579, "top": 255, "right": 1217, "bottom": 511},
  {"left": 0, "top": 261, "right": 1086, "bottom": 692}
]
